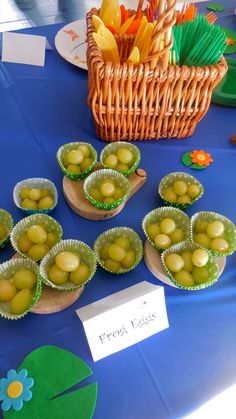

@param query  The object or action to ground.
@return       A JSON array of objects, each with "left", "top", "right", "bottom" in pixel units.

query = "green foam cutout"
[
  {"left": 207, "top": 3, "right": 224, "bottom": 12},
  {"left": 181, "top": 152, "right": 193, "bottom": 167},
  {"left": 3, "top": 345, "right": 97, "bottom": 419},
  {"left": 191, "top": 164, "right": 207, "bottom": 170}
]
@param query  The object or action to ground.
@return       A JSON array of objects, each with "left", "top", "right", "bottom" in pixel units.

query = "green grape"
[
  {"left": 169, "top": 228, "right": 185, "bottom": 244},
  {"left": 154, "top": 234, "right": 171, "bottom": 250},
  {"left": 26, "top": 225, "right": 47, "bottom": 244},
  {"left": 121, "top": 250, "right": 136, "bottom": 269},
  {"left": 147, "top": 223, "right": 160, "bottom": 240},
  {"left": 195, "top": 220, "right": 209, "bottom": 234},
  {"left": 117, "top": 148, "right": 133, "bottom": 164},
  {"left": 165, "top": 253, "right": 184, "bottom": 273},
  {"left": 18, "top": 235, "right": 33, "bottom": 253},
  {"left": 21, "top": 199, "right": 38, "bottom": 210},
  {"left": 160, "top": 218, "right": 176, "bottom": 235},
  {"left": 100, "top": 245, "right": 110, "bottom": 261},
  {"left": 104, "top": 258, "right": 121, "bottom": 273},
  {"left": 28, "top": 244, "right": 50, "bottom": 261},
  {"left": 70, "top": 263, "right": 90, "bottom": 285},
  {"left": 192, "top": 266, "right": 209, "bottom": 284},
  {"left": 181, "top": 250, "right": 193, "bottom": 272},
  {"left": 63, "top": 156, "right": 69, "bottom": 167},
  {"left": 66, "top": 149, "right": 84, "bottom": 165},
  {"left": 207, "top": 221, "right": 224, "bottom": 239},
  {"left": 108, "top": 244, "right": 126, "bottom": 262},
  {"left": 48, "top": 264, "right": 69, "bottom": 284},
  {"left": 39, "top": 224, "right": 47, "bottom": 231},
  {"left": 104, "top": 154, "right": 118, "bottom": 169},
  {"left": 0, "top": 279, "right": 17, "bottom": 302},
  {"left": 67, "top": 164, "right": 81, "bottom": 174},
  {"left": 175, "top": 270, "right": 194, "bottom": 287},
  {"left": 162, "top": 188, "right": 177, "bottom": 203},
  {"left": 80, "top": 158, "right": 93, "bottom": 172},
  {"left": 210, "top": 238, "right": 229, "bottom": 252},
  {"left": 100, "top": 182, "right": 115, "bottom": 197},
  {"left": 40, "top": 189, "right": 52, "bottom": 198},
  {"left": 115, "top": 236, "right": 131, "bottom": 251},
  {"left": 38, "top": 197, "right": 55, "bottom": 210},
  {"left": 173, "top": 180, "right": 187, "bottom": 196},
  {"left": 0, "top": 224, "right": 7, "bottom": 240},
  {"left": 187, "top": 184, "right": 200, "bottom": 199},
  {"left": 192, "top": 249, "right": 209, "bottom": 267},
  {"left": 194, "top": 233, "right": 211, "bottom": 249},
  {"left": 46, "top": 232, "right": 58, "bottom": 248},
  {"left": 116, "top": 163, "right": 130, "bottom": 173},
  {"left": 103, "top": 197, "right": 115, "bottom": 204},
  {"left": 177, "top": 194, "right": 191, "bottom": 204},
  {"left": 90, "top": 188, "right": 103, "bottom": 202},
  {"left": 55, "top": 251, "right": 80, "bottom": 272},
  {"left": 28, "top": 189, "right": 41, "bottom": 201},
  {"left": 77, "top": 144, "right": 90, "bottom": 158},
  {"left": 20, "top": 187, "right": 31, "bottom": 200},
  {"left": 13, "top": 269, "right": 37, "bottom": 290},
  {"left": 113, "top": 187, "right": 124, "bottom": 200},
  {"left": 10, "top": 289, "right": 33, "bottom": 314}
]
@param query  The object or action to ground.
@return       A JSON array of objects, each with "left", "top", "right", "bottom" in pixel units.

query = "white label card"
[
  {"left": 76, "top": 281, "right": 169, "bottom": 362},
  {"left": 2, "top": 32, "right": 46, "bottom": 66}
]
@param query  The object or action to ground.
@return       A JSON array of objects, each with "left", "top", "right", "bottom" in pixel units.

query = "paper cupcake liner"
[
  {"left": 56, "top": 141, "right": 98, "bottom": 180},
  {"left": 10, "top": 214, "right": 63, "bottom": 260},
  {"left": 142, "top": 207, "right": 190, "bottom": 251},
  {"left": 0, "top": 258, "right": 42, "bottom": 320},
  {"left": 190, "top": 211, "right": 236, "bottom": 256},
  {"left": 158, "top": 172, "right": 204, "bottom": 210},
  {"left": 0, "top": 209, "right": 13, "bottom": 249},
  {"left": 39, "top": 239, "right": 97, "bottom": 291},
  {"left": 83, "top": 169, "right": 131, "bottom": 211},
  {"left": 94, "top": 227, "right": 143, "bottom": 275},
  {"left": 13, "top": 177, "right": 58, "bottom": 215},
  {"left": 100, "top": 142, "right": 141, "bottom": 177},
  {"left": 161, "top": 240, "right": 219, "bottom": 290}
]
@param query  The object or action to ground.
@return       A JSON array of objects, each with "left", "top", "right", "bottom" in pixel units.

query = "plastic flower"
[
  {"left": 0, "top": 369, "right": 34, "bottom": 412},
  {"left": 190, "top": 150, "right": 213, "bottom": 167}
]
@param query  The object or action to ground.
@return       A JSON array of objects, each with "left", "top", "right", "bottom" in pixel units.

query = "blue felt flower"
[{"left": 0, "top": 369, "right": 34, "bottom": 412}]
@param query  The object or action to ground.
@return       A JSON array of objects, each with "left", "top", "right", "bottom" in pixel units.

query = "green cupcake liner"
[
  {"left": 83, "top": 169, "right": 131, "bottom": 211},
  {"left": 158, "top": 171, "right": 204, "bottom": 210},
  {"left": 0, "top": 209, "right": 13, "bottom": 249},
  {"left": 142, "top": 207, "right": 190, "bottom": 251},
  {"left": 39, "top": 239, "right": 97, "bottom": 291},
  {"left": 56, "top": 141, "right": 98, "bottom": 180},
  {"left": 190, "top": 211, "right": 236, "bottom": 256},
  {"left": 13, "top": 177, "right": 58, "bottom": 215},
  {"left": 0, "top": 258, "right": 42, "bottom": 320},
  {"left": 161, "top": 240, "right": 219, "bottom": 290},
  {"left": 100, "top": 142, "right": 141, "bottom": 177},
  {"left": 94, "top": 227, "right": 143, "bottom": 274},
  {"left": 10, "top": 214, "right": 63, "bottom": 261}
]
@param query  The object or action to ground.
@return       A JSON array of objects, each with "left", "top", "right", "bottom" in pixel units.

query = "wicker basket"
[{"left": 87, "top": 1, "right": 227, "bottom": 142}]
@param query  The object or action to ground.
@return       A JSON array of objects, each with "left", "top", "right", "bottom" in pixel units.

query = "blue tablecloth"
[{"left": 0, "top": 3, "right": 236, "bottom": 418}]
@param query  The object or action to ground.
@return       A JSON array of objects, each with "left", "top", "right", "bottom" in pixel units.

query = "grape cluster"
[
  {"left": 18, "top": 224, "right": 58, "bottom": 261},
  {"left": 100, "top": 236, "right": 136, "bottom": 273},
  {"left": 147, "top": 217, "right": 185, "bottom": 250},
  {"left": 104, "top": 147, "right": 134, "bottom": 173},
  {"left": 20, "top": 187, "right": 55, "bottom": 210},
  {"left": 63, "top": 144, "right": 93, "bottom": 175},
  {"left": 48, "top": 251, "right": 90, "bottom": 286}
]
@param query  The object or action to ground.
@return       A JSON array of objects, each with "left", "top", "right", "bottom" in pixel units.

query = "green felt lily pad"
[
  {"left": 223, "top": 27, "right": 236, "bottom": 55},
  {"left": 207, "top": 3, "right": 224, "bottom": 12},
  {"left": 3, "top": 346, "right": 97, "bottom": 419},
  {"left": 181, "top": 152, "right": 193, "bottom": 167},
  {"left": 191, "top": 164, "right": 207, "bottom": 170}
]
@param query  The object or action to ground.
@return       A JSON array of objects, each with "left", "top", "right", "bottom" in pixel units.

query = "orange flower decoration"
[
  {"left": 190, "top": 150, "right": 213, "bottom": 167},
  {"left": 226, "top": 37, "right": 235, "bottom": 46}
]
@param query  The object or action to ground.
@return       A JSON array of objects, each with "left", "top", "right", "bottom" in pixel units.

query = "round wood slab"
[
  {"left": 12, "top": 254, "right": 84, "bottom": 314},
  {"left": 63, "top": 165, "right": 147, "bottom": 220},
  {"left": 144, "top": 240, "right": 226, "bottom": 288}
]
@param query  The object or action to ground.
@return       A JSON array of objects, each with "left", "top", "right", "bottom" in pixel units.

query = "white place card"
[
  {"left": 2, "top": 32, "right": 46, "bottom": 66},
  {"left": 76, "top": 281, "right": 169, "bottom": 361}
]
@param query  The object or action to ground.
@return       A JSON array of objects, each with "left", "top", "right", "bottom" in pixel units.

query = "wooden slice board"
[
  {"left": 144, "top": 240, "right": 226, "bottom": 288},
  {"left": 12, "top": 254, "right": 84, "bottom": 314},
  {"left": 63, "top": 165, "right": 147, "bottom": 220}
]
